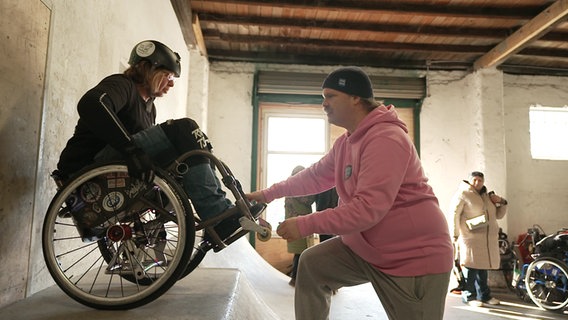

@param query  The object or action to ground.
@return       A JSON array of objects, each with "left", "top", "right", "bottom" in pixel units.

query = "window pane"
[
  {"left": 529, "top": 105, "right": 568, "bottom": 160},
  {"left": 264, "top": 153, "right": 323, "bottom": 230},
  {"left": 266, "top": 154, "right": 322, "bottom": 187},
  {"left": 267, "top": 117, "right": 326, "bottom": 152}
]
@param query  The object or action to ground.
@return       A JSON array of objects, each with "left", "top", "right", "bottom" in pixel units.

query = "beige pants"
[{"left": 294, "top": 237, "right": 450, "bottom": 320}]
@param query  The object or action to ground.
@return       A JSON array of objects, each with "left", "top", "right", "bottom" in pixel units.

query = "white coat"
[{"left": 450, "top": 181, "right": 507, "bottom": 270}]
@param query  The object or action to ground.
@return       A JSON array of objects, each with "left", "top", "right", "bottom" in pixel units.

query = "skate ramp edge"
[
  {"left": 198, "top": 237, "right": 296, "bottom": 319},
  {"left": 198, "top": 237, "right": 384, "bottom": 320},
  {"left": 0, "top": 267, "right": 278, "bottom": 320}
]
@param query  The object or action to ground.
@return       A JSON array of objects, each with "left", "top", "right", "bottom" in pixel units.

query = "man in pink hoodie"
[{"left": 247, "top": 66, "right": 453, "bottom": 320}]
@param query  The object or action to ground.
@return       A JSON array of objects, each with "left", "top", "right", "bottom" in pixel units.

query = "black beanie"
[
  {"left": 470, "top": 171, "right": 484, "bottom": 178},
  {"left": 322, "top": 66, "right": 374, "bottom": 99}
]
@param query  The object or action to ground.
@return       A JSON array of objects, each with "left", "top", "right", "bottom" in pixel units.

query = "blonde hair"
[{"left": 361, "top": 97, "right": 384, "bottom": 111}]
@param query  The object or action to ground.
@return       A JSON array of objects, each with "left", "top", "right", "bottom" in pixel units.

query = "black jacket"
[{"left": 57, "top": 74, "right": 154, "bottom": 178}]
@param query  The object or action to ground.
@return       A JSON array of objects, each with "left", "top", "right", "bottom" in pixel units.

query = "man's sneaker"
[
  {"left": 467, "top": 300, "right": 483, "bottom": 307},
  {"left": 484, "top": 297, "right": 500, "bottom": 305}
]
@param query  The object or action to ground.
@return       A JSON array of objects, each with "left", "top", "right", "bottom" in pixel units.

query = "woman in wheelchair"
[{"left": 55, "top": 40, "right": 254, "bottom": 243}]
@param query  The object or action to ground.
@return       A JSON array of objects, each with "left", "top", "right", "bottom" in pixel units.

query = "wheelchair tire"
[
  {"left": 42, "top": 163, "right": 195, "bottom": 310},
  {"left": 524, "top": 257, "right": 568, "bottom": 311},
  {"left": 177, "top": 227, "right": 209, "bottom": 280}
]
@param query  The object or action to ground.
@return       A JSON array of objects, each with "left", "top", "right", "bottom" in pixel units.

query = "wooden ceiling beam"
[
  {"left": 206, "top": 49, "right": 429, "bottom": 69},
  {"left": 205, "top": 33, "right": 492, "bottom": 54},
  {"left": 473, "top": 0, "right": 568, "bottom": 70},
  {"left": 192, "top": 14, "right": 208, "bottom": 56},
  {"left": 170, "top": 0, "right": 197, "bottom": 48},
  {"left": 198, "top": 13, "right": 568, "bottom": 42},
  {"left": 193, "top": 0, "right": 544, "bottom": 20},
  {"left": 206, "top": 32, "right": 568, "bottom": 58},
  {"left": 206, "top": 48, "right": 475, "bottom": 71}
]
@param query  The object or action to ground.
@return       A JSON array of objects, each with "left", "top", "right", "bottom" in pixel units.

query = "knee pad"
[{"left": 160, "top": 118, "right": 212, "bottom": 166}]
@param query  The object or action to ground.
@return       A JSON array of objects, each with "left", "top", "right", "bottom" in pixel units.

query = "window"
[{"left": 529, "top": 104, "right": 568, "bottom": 160}]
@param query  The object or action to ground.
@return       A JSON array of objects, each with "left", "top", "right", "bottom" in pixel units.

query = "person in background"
[
  {"left": 284, "top": 165, "right": 316, "bottom": 287},
  {"left": 55, "top": 40, "right": 258, "bottom": 243},
  {"left": 247, "top": 66, "right": 453, "bottom": 320},
  {"left": 450, "top": 171, "right": 508, "bottom": 307},
  {"left": 315, "top": 187, "right": 338, "bottom": 242}
]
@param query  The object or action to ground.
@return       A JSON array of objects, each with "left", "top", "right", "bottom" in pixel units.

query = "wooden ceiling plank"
[
  {"left": 209, "top": 32, "right": 491, "bottom": 54},
  {"left": 474, "top": 0, "right": 568, "bottom": 70},
  {"left": 170, "top": 0, "right": 197, "bottom": 47},
  {"left": 201, "top": 13, "right": 568, "bottom": 43},
  {"left": 194, "top": 0, "right": 543, "bottom": 20},
  {"left": 198, "top": 13, "right": 515, "bottom": 39},
  {"left": 207, "top": 48, "right": 472, "bottom": 70},
  {"left": 192, "top": 13, "right": 208, "bottom": 56}
]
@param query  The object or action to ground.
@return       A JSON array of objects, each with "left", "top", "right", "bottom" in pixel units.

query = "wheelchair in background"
[
  {"left": 509, "top": 226, "right": 568, "bottom": 312},
  {"left": 42, "top": 150, "right": 269, "bottom": 310}
]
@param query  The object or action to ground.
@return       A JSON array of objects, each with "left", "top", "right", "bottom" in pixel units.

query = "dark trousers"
[
  {"left": 291, "top": 254, "right": 301, "bottom": 279},
  {"left": 462, "top": 267, "right": 491, "bottom": 302}
]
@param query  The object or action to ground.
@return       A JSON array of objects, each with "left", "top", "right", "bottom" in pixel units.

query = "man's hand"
[
  {"left": 277, "top": 217, "right": 301, "bottom": 241},
  {"left": 124, "top": 144, "right": 155, "bottom": 183},
  {"left": 246, "top": 190, "right": 268, "bottom": 204}
]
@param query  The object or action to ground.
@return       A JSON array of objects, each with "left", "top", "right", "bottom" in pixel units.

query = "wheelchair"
[
  {"left": 512, "top": 227, "right": 568, "bottom": 312},
  {"left": 42, "top": 150, "right": 270, "bottom": 310}
]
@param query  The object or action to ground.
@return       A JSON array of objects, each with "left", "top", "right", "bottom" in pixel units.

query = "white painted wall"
[
  {"left": 0, "top": 0, "right": 50, "bottom": 306},
  {"left": 186, "top": 49, "right": 209, "bottom": 129},
  {"left": 206, "top": 63, "right": 256, "bottom": 194},
  {"left": 421, "top": 69, "right": 509, "bottom": 230},
  {"left": 503, "top": 74, "right": 568, "bottom": 236}
]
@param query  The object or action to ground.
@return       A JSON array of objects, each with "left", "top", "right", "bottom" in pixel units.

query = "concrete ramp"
[
  {"left": 0, "top": 267, "right": 280, "bottom": 320},
  {"left": 198, "top": 237, "right": 385, "bottom": 319},
  {"left": 199, "top": 237, "right": 296, "bottom": 319}
]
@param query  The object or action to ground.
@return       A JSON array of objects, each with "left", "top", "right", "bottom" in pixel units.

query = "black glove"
[{"left": 123, "top": 143, "right": 155, "bottom": 183}]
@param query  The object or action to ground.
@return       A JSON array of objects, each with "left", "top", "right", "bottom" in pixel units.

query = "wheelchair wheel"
[
  {"left": 524, "top": 257, "right": 568, "bottom": 311},
  {"left": 42, "top": 163, "right": 194, "bottom": 310},
  {"left": 178, "top": 227, "right": 208, "bottom": 280}
]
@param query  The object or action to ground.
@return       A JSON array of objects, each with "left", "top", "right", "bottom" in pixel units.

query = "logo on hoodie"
[{"left": 344, "top": 165, "right": 352, "bottom": 180}]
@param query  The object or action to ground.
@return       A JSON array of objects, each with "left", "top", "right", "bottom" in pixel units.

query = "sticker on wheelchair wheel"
[
  {"left": 106, "top": 177, "right": 126, "bottom": 189},
  {"left": 91, "top": 202, "right": 102, "bottom": 213},
  {"left": 127, "top": 179, "right": 146, "bottom": 198},
  {"left": 80, "top": 182, "right": 102, "bottom": 203},
  {"left": 102, "top": 191, "right": 125, "bottom": 212}
]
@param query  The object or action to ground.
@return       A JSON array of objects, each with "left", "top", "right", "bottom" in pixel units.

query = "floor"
[{"left": 1, "top": 238, "right": 566, "bottom": 319}]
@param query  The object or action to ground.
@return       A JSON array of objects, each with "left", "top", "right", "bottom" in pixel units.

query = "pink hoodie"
[{"left": 263, "top": 105, "right": 453, "bottom": 276}]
